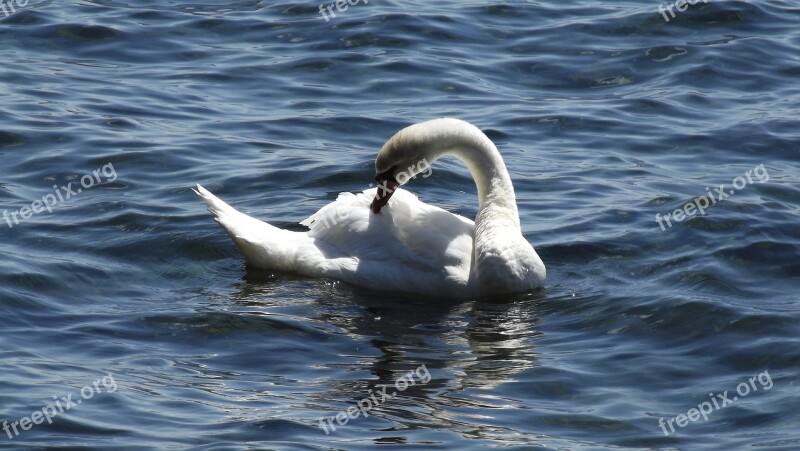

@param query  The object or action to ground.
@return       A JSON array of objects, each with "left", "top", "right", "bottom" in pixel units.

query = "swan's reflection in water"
[{"left": 227, "top": 269, "right": 545, "bottom": 444}]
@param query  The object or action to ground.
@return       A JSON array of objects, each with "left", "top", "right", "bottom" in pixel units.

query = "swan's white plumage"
[
  {"left": 196, "top": 185, "right": 478, "bottom": 295},
  {"left": 195, "top": 118, "right": 545, "bottom": 297}
]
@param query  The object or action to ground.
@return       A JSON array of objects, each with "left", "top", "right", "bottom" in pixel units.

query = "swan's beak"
[{"left": 370, "top": 173, "right": 399, "bottom": 213}]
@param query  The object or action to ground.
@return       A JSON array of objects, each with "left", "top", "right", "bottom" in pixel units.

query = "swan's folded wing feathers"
[{"left": 298, "top": 187, "right": 475, "bottom": 285}]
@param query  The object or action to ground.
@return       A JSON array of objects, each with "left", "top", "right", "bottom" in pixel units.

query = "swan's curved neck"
[
  {"left": 376, "top": 118, "right": 537, "bottom": 291},
  {"left": 426, "top": 120, "right": 521, "bottom": 230}
]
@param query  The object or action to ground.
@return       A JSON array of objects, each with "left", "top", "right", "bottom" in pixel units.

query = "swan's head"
[{"left": 370, "top": 124, "right": 434, "bottom": 213}]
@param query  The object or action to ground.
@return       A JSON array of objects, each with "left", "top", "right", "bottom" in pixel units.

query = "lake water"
[{"left": 1, "top": 0, "right": 799, "bottom": 449}]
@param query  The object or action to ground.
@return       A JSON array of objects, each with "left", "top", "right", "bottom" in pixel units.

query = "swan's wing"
[{"left": 301, "top": 188, "right": 475, "bottom": 284}]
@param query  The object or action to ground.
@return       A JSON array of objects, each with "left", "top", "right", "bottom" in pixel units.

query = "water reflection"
[{"left": 229, "top": 271, "right": 544, "bottom": 441}]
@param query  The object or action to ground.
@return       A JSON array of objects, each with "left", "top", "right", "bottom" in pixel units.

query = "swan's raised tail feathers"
[
  {"left": 194, "top": 184, "right": 243, "bottom": 225},
  {"left": 193, "top": 184, "right": 311, "bottom": 272}
]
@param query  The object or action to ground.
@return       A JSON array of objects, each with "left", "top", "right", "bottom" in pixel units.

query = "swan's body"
[{"left": 195, "top": 118, "right": 545, "bottom": 297}]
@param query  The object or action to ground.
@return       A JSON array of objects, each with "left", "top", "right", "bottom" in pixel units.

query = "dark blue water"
[{"left": 1, "top": 0, "right": 799, "bottom": 449}]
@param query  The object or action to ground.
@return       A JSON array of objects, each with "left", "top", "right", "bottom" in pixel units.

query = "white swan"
[{"left": 195, "top": 118, "right": 545, "bottom": 297}]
